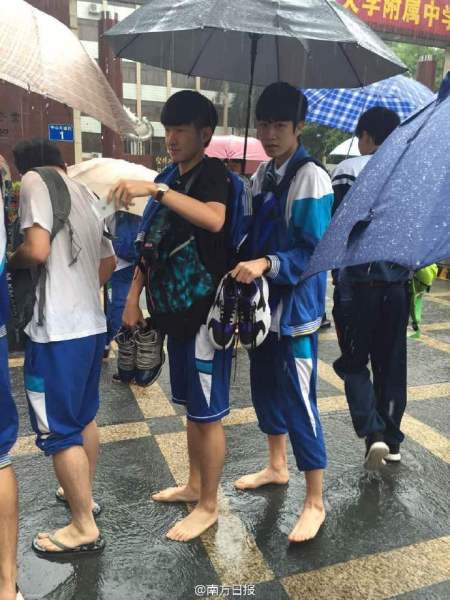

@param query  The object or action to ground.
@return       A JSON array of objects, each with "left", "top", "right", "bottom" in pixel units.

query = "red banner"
[{"left": 337, "top": 0, "right": 450, "bottom": 44}]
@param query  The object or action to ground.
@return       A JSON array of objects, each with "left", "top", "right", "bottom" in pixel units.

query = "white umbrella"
[
  {"left": 0, "top": 0, "right": 137, "bottom": 136},
  {"left": 330, "top": 138, "right": 360, "bottom": 157},
  {"left": 68, "top": 158, "right": 157, "bottom": 216}
]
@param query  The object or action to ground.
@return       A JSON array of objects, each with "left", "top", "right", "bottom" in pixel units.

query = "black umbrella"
[{"left": 106, "top": 0, "right": 405, "bottom": 164}]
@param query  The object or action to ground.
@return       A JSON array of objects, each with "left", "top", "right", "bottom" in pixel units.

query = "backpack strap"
[
  {"left": 156, "top": 160, "right": 204, "bottom": 195},
  {"left": 31, "top": 167, "right": 73, "bottom": 326},
  {"left": 263, "top": 156, "right": 328, "bottom": 199}
]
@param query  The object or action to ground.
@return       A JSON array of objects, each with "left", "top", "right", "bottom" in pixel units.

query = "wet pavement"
[{"left": 9, "top": 280, "right": 450, "bottom": 600}]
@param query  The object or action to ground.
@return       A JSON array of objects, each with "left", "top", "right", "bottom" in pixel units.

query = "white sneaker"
[
  {"left": 364, "top": 440, "right": 389, "bottom": 470},
  {"left": 237, "top": 277, "right": 271, "bottom": 350},
  {"left": 385, "top": 451, "right": 401, "bottom": 463}
]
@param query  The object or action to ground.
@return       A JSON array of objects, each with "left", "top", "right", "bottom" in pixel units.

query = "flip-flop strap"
[
  {"left": 48, "top": 533, "right": 73, "bottom": 551},
  {"left": 56, "top": 488, "right": 66, "bottom": 501}
]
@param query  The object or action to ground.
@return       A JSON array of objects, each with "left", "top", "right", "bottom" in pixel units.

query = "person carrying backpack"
[
  {"left": 111, "top": 91, "right": 236, "bottom": 543},
  {"left": 8, "top": 139, "right": 116, "bottom": 559},
  {"left": 230, "top": 83, "right": 333, "bottom": 543},
  {"left": 0, "top": 183, "right": 23, "bottom": 600}
]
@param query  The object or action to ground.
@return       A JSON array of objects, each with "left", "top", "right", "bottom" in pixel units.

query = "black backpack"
[{"left": 7, "top": 167, "right": 76, "bottom": 350}]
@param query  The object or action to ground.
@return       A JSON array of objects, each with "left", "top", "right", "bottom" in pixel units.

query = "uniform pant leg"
[
  {"left": 0, "top": 335, "right": 17, "bottom": 468},
  {"left": 372, "top": 285, "right": 409, "bottom": 447},
  {"left": 249, "top": 332, "right": 287, "bottom": 435},
  {"left": 333, "top": 286, "right": 386, "bottom": 438},
  {"left": 280, "top": 334, "right": 327, "bottom": 471}
]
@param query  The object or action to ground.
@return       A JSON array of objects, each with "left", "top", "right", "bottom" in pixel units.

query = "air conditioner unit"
[{"left": 88, "top": 3, "right": 101, "bottom": 15}]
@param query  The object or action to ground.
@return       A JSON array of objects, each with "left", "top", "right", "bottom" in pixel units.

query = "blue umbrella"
[
  {"left": 303, "top": 75, "right": 434, "bottom": 133},
  {"left": 303, "top": 73, "right": 450, "bottom": 279}
]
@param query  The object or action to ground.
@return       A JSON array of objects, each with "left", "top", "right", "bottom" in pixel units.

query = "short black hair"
[
  {"left": 355, "top": 107, "right": 400, "bottom": 146},
  {"left": 256, "top": 82, "right": 308, "bottom": 125},
  {"left": 13, "top": 138, "right": 65, "bottom": 175},
  {"left": 161, "top": 90, "right": 218, "bottom": 146}
]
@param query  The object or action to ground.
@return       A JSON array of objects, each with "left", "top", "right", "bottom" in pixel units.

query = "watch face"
[{"left": 158, "top": 184, "right": 169, "bottom": 192}]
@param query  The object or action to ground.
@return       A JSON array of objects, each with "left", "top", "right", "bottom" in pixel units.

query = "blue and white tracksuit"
[
  {"left": 0, "top": 199, "right": 17, "bottom": 470},
  {"left": 250, "top": 145, "right": 333, "bottom": 471}
]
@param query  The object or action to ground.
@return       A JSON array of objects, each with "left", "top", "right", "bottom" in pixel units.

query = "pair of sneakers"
[
  {"left": 114, "top": 318, "right": 164, "bottom": 386},
  {"left": 207, "top": 274, "right": 271, "bottom": 351}
]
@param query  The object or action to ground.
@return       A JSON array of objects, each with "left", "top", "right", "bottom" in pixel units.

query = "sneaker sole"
[
  {"left": 364, "top": 442, "right": 389, "bottom": 470},
  {"left": 135, "top": 353, "right": 165, "bottom": 387},
  {"left": 385, "top": 453, "right": 401, "bottom": 463}
]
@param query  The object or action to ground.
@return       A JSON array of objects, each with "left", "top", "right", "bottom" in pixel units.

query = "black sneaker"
[
  {"left": 385, "top": 443, "right": 401, "bottom": 463},
  {"left": 207, "top": 274, "right": 239, "bottom": 350},
  {"left": 364, "top": 432, "right": 389, "bottom": 470},
  {"left": 115, "top": 327, "right": 137, "bottom": 383},
  {"left": 134, "top": 319, "right": 165, "bottom": 387}
]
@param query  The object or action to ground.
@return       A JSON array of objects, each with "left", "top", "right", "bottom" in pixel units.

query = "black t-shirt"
[
  {"left": 153, "top": 157, "right": 230, "bottom": 339},
  {"left": 170, "top": 157, "right": 229, "bottom": 282}
]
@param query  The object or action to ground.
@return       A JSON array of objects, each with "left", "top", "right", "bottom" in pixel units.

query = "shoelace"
[
  {"left": 116, "top": 330, "right": 136, "bottom": 371},
  {"left": 135, "top": 328, "right": 163, "bottom": 370},
  {"left": 219, "top": 295, "right": 237, "bottom": 327},
  {"left": 238, "top": 303, "right": 257, "bottom": 349}
]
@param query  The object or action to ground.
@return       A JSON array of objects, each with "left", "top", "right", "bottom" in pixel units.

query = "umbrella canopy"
[
  {"left": 304, "top": 75, "right": 434, "bottom": 133},
  {"left": 206, "top": 135, "right": 268, "bottom": 173},
  {"left": 303, "top": 73, "right": 450, "bottom": 278},
  {"left": 329, "top": 138, "right": 360, "bottom": 157},
  {"left": 207, "top": 136, "right": 268, "bottom": 161},
  {"left": 0, "top": 0, "right": 137, "bottom": 136},
  {"left": 68, "top": 158, "right": 157, "bottom": 216},
  {"left": 105, "top": 0, "right": 405, "bottom": 89}
]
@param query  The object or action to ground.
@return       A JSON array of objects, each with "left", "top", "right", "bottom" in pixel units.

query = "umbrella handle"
[{"left": 243, "top": 34, "right": 261, "bottom": 174}]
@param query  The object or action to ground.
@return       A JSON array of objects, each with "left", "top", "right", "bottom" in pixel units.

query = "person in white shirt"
[{"left": 9, "top": 139, "right": 116, "bottom": 558}]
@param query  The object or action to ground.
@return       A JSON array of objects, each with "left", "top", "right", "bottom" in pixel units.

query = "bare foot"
[
  {"left": 166, "top": 505, "right": 219, "bottom": 542},
  {"left": 234, "top": 467, "right": 289, "bottom": 490},
  {"left": 152, "top": 485, "right": 200, "bottom": 503},
  {"left": 34, "top": 522, "right": 99, "bottom": 552},
  {"left": 0, "top": 583, "right": 16, "bottom": 600},
  {"left": 288, "top": 502, "right": 326, "bottom": 543}
]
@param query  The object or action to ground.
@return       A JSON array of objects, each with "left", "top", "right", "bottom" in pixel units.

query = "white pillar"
[{"left": 136, "top": 62, "right": 142, "bottom": 118}]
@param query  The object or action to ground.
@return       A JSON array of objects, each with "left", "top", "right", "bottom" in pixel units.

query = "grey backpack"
[{"left": 7, "top": 167, "right": 78, "bottom": 349}]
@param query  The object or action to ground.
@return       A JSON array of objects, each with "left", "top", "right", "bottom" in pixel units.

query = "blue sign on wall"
[{"left": 48, "top": 124, "right": 74, "bottom": 142}]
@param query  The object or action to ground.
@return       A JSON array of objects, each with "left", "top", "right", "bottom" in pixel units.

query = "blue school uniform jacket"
[{"left": 252, "top": 145, "right": 333, "bottom": 337}]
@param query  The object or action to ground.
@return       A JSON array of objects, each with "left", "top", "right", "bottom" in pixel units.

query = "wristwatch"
[{"left": 153, "top": 183, "right": 169, "bottom": 203}]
